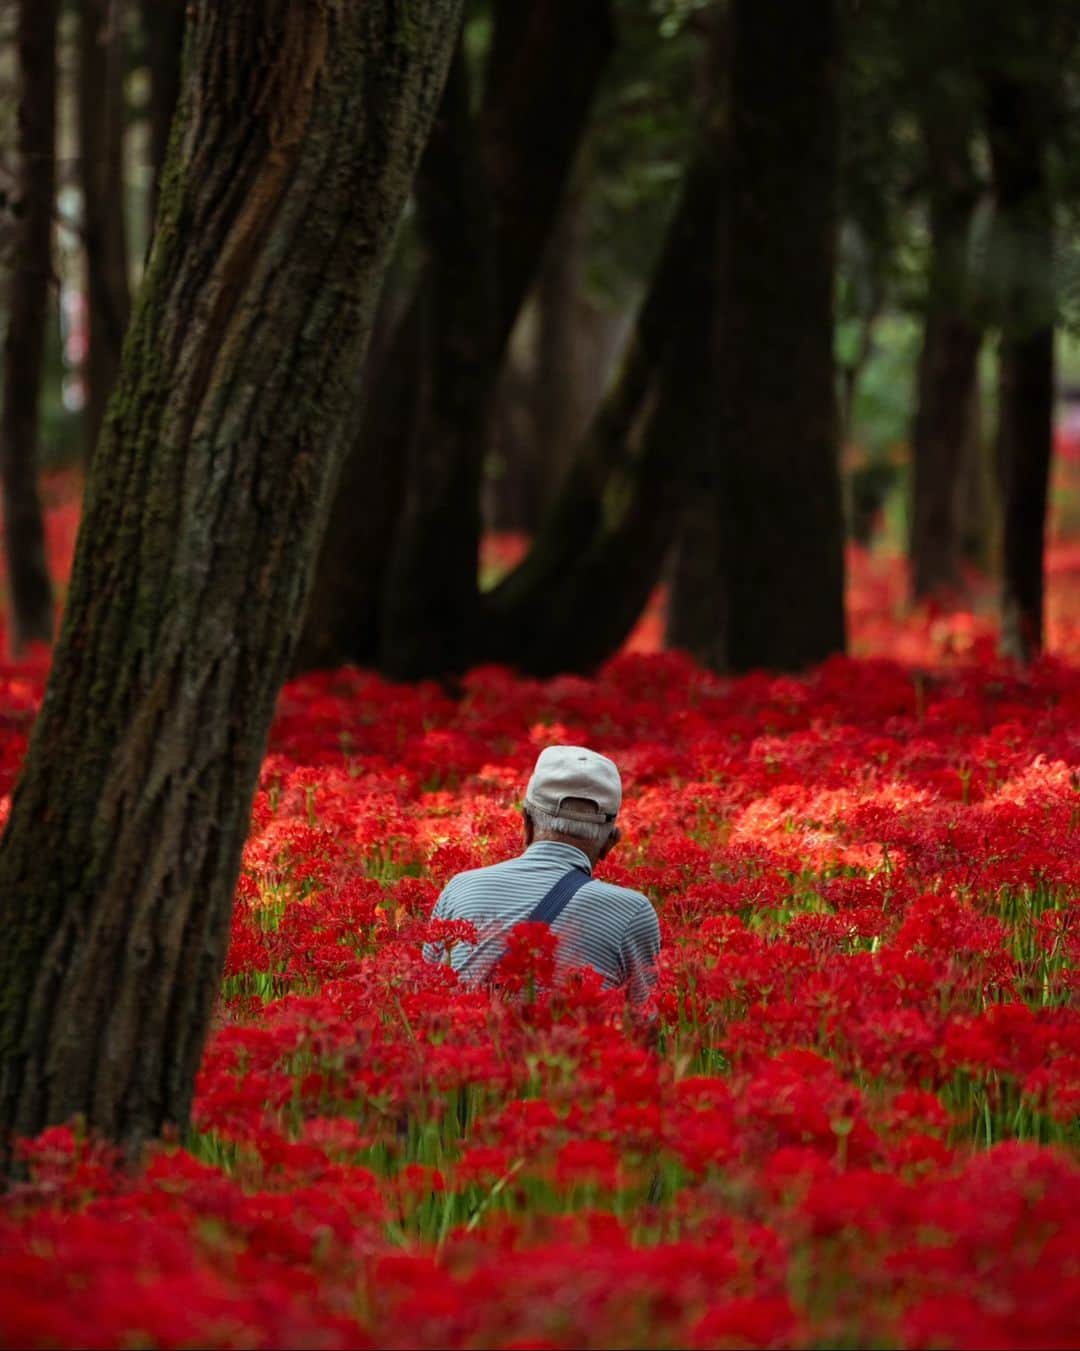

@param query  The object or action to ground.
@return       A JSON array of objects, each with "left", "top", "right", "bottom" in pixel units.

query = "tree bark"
[
  {"left": 958, "top": 381, "right": 996, "bottom": 573},
  {"left": 909, "top": 121, "right": 982, "bottom": 603},
  {"left": 0, "top": 0, "right": 461, "bottom": 1168},
  {"left": 296, "top": 0, "right": 614, "bottom": 676},
  {"left": 0, "top": 0, "right": 58, "bottom": 656},
  {"left": 724, "top": 0, "right": 845, "bottom": 672},
  {"left": 987, "top": 77, "right": 1055, "bottom": 661},
  {"left": 998, "top": 329, "right": 1053, "bottom": 659},
  {"left": 141, "top": 0, "right": 185, "bottom": 233},
  {"left": 376, "top": 41, "right": 495, "bottom": 681},
  {"left": 481, "top": 128, "right": 724, "bottom": 675},
  {"left": 532, "top": 186, "right": 589, "bottom": 514},
  {"left": 79, "top": 0, "right": 132, "bottom": 461},
  {"left": 479, "top": 3, "right": 614, "bottom": 351}
]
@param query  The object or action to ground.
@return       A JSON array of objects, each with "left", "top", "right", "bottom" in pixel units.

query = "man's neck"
[{"left": 529, "top": 833, "right": 599, "bottom": 868}]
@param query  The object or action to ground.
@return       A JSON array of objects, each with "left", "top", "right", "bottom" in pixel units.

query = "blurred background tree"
[{"left": 4, "top": 0, "right": 1080, "bottom": 674}]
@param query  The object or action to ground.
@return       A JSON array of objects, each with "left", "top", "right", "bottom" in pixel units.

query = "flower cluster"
[{"left": 0, "top": 641, "right": 1078, "bottom": 1347}]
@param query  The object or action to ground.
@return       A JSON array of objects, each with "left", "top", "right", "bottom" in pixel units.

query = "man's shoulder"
[
  {"left": 584, "top": 876, "right": 657, "bottom": 917},
  {"left": 440, "top": 856, "right": 522, "bottom": 899},
  {"left": 451, "top": 855, "right": 526, "bottom": 883}
]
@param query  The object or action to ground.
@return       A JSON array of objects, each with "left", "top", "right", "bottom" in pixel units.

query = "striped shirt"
[{"left": 423, "top": 840, "right": 661, "bottom": 1007}]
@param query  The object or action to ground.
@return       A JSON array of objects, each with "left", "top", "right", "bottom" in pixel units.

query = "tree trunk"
[
  {"left": 376, "top": 41, "right": 495, "bottom": 681},
  {"left": 998, "top": 328, "right": 1054, "bottom": 659},
  {"left": 958, "top": 380, "right": 997, "bottom": 573},
  {"left": 724, "top": 0, "right": 845, "bottom": 672},
  {"left": 141, "top": 0, "right": 185, "bottom": 233},
  {"left": 79, "top": 0, "right": 132, "bottom": 461},
  {"left": 909, "top": 120, "right": 981, "bottom": 603},
  {"left": 0, "top": 0, "right": 58, "bottom": 656},
  {"left": 0, "top": 0, "right": 461, "bottom": 1168},
  {"left": 910, "top": 316, "right": 982, "bottom": 600},
  {"left": 296, "top": 0, "right": 613, "bottom": 676},
  {"left": 481, "top": 127, "right": 724, "bottom": 675},
  {"left": 532, "top": 186, "right": 588, "bottom": 515},
  {"left": 667, "top": 450, "right": 728, "bottom": 671},
  {"left": 987, "top": 77, "right": 1055, "bottom": 661}
]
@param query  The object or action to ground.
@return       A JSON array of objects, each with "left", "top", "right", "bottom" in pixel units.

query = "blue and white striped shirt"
[{"left": 423, "top": 840, "right": 661, "bottom": 1006}]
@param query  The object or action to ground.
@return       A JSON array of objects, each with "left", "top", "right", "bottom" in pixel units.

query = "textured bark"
[
  {"left": 79, "top": 0, "right": 132, "bottom": 461},
  {"left": 141, "top": 0, "right": 185, "bottom": 231},
  {"left": 910, "top": 120, "right": 981, "bottom": 602},
  {"left": 0, "top": 0, "right": 58, "bottom": 655},
  {"left": 667, "top": 491, "right": 728, "bottom": 673},
  {"left": 297, "top": 0, "right": 613, "bottom": 674},
  {"left": 481, "top": 132, "right": 723, "bottom": 675},
  {"left": 724, "top": 0, "right": 845, "bottom": 672},
  {"left": 988, "top": 77, "right": 1055, "bottom": 662},
  {"left": 0, "top": 0, "right": 461, "bottom": 1168}
]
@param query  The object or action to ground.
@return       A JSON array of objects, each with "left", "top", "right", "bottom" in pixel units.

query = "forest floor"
[{"left": 0, "top": 488, "right": 1078, "bottom": 1348}]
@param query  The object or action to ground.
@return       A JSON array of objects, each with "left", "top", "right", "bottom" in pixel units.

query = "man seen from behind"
[{"left": 423, "top": 746, "right": 661, "bottom": 1018}]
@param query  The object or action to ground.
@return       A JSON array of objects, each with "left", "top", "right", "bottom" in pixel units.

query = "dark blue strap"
[{"left": 524, "top": 867, "right": 591, "bottom": 927}]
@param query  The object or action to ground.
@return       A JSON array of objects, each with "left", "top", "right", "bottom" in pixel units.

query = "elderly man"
[{"left": 423, "top": 745, "right": 661, "bottom": 1010}]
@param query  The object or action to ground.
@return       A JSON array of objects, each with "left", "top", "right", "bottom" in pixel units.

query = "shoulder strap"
[{"left": 524, "top": 867, "right": 591, "bottom": 927}]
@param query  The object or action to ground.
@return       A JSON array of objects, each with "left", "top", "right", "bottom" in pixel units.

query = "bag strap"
[{"left": 523, "top": 866, "right": 591, "bottom": 927}]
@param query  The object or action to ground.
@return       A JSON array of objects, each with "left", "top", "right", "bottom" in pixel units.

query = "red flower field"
[{"left": 0, "top": 497, "right": 1079, "bottom": 1347}]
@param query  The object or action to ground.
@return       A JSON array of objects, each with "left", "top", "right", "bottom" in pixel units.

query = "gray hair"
[{"left": 527, "top": 804, "right": 614, "bottom": 846}]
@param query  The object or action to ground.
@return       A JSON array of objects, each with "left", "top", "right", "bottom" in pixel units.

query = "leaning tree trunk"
[
  {"left": 141, "top": 0, "right": 185, "bottom": 233},
  {"left": 296, "top": 0, "right": 613, "bottom": 675},
  {"left": 531, "top": 186, "right": 589, "bottom": 516},
  {"left": 909, "top": 120, "right": 982, "bottom": 604},
  {"left": 480, "top": 114, "right": 725, "bottom": 675},
  {"left": 0, "top": 0, "right": 461, "bottom": 1169},
  {"left": 0, "top": 0, "right": 58, "bottom": 656},
  {"left": 79, "top": 0, "right": 132, "bottom": 461},
  {"left": 376, "top": 41, "right": 495, "bottom": 681},
  {"left": 724, "top": 0, "right": 845, "bottom": 672},
  {"left": 987, "top": 76, "right": 1055, "bottom": 662}
]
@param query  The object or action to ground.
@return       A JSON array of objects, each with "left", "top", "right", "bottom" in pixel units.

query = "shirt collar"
[{"left": 523, "top": 840, "right": 592, "bottom": 874}]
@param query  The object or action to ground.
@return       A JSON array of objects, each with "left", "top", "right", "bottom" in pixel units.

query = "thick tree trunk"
[
  {"left": 480, "top": 130, "right": 723, "bottom": 675},
  {"left": 296, "top": 0, "right": 613, "bottom": 675},
  {"left": 667, "top": 418, "right": 728, "bottom": 671},
  {"left": 79, "top": 0, "right": 132, "bottom": 461},
  {"left": 141, "top": 0, "right": 185, "bottom": 232},
  {"left": 0, "top": 0, "right": 58, "bottom": 655},
  {"left": 998, "top": 330, "right": 1054, "bottom": 659},
  {"left": 0, "top": 0, "right": 460, "bottom": 1168},
  {"left": 724, "top": 0, "right": 845, "bottom": 672},
  {"left": 987, "top": 77, "right": 1055, "bottom": 661},
  {"left": 909, "top": 122, "right": 981, "bottom": 603},
  {"left": 664, "top": 16, "right": 730, "bottom": 669}
]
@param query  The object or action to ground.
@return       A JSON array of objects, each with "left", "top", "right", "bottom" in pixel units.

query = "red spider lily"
[{"left": 1, "top": 502, "right": 1080, "bottom": 1345}]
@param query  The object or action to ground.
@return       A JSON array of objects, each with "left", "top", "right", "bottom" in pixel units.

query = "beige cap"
[{"left": 524, "top": 745, "right": 622, "bottom": 825}]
